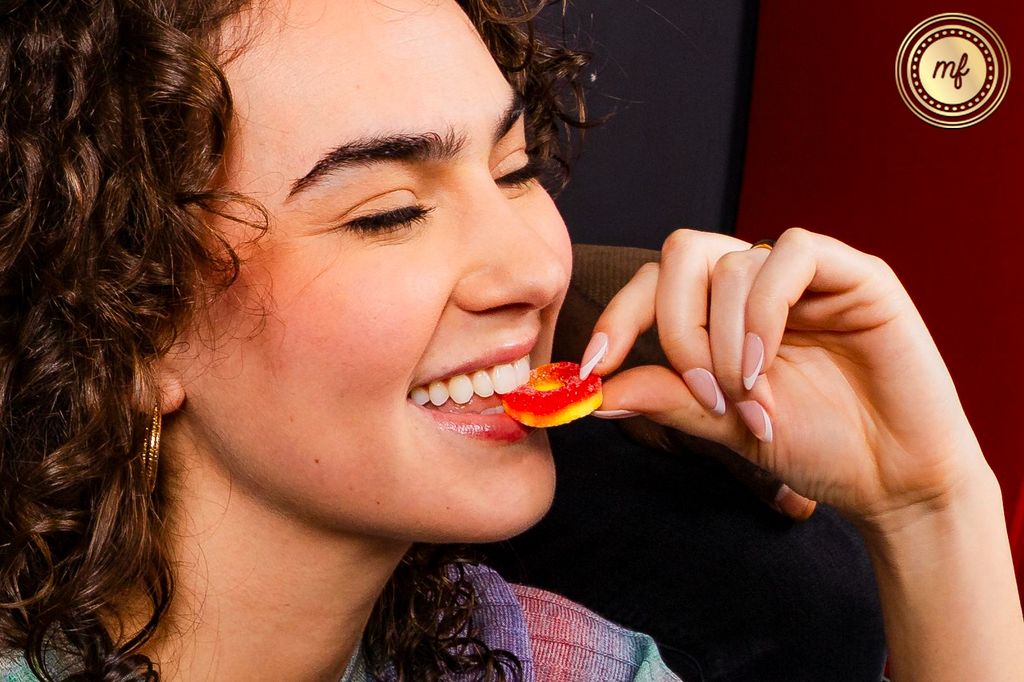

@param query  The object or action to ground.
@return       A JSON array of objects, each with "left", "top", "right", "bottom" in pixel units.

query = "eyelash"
[{"left": 342, "top": 155, "right": 548, "bottom": 234}]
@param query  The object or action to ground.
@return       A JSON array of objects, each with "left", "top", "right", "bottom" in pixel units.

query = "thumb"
[{"left": 592, "top": 365, "right": 744, "bottom": 449}]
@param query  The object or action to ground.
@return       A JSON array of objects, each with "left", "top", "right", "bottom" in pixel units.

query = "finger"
[
  {"left": 586, "top": 230, "right": 751, "bottom": 382},
  {"left": 773, "top": 484, "right": 818, "bottom": 521},
  {"left": 743, "top": 227, "right": 890, "bottom": 384},
  {"left": 655, "top": 230, "right": 750, "bottom": 414},
  {"left": 707, "top": 247, "right": 772, "bottom": 401},
  {"left": 583, "top": 261, "right": 659, "bottom": 378}
]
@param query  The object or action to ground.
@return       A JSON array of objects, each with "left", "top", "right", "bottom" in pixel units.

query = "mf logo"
[
  {"left": 932, "top": 53, "right": 969, "bottom": 89},
  {"left": 896, "top": 14, "right": 1010, "bottom": 128}
]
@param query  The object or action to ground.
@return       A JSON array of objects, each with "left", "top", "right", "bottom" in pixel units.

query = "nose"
[{"left": 449, "top": 180, "right": 571, "bottom": 314}]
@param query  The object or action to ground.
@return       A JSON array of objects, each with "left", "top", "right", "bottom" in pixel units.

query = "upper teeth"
[{"left": 409, "top": 355, "right": 531, "bottom": 406}]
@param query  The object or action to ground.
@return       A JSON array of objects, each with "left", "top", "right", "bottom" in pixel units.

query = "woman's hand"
[{"left": 584, "top": 227, "right": 991, "bottom": 529}]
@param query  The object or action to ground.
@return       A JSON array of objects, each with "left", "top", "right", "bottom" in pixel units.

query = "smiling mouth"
[{"left": 409, "top": 354, "right": 531, "bottom": 414}]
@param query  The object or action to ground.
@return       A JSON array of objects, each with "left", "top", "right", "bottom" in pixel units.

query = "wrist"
[
  {"left": 855, "top": 457, "right": 1002, "bottom": 560},
  {"left": 851, "top": 459, "right": 1024, "bottom": 682}
]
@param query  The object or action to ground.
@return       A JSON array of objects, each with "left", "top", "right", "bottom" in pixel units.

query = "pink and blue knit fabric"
[
  {"left": 461, "top": 563, "right": 683, "bottom": 682},
  {"left": 1, "top": 563, "right": 682, "bottom": 682}
]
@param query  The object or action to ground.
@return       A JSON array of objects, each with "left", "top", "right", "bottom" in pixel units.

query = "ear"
[{"left": 155, "top": 361, "right": 186, "bottom": 415}]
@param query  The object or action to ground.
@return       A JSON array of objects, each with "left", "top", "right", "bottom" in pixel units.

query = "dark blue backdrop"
[{"left": 541, "top": 0, "right": 758, "bottom": 247}]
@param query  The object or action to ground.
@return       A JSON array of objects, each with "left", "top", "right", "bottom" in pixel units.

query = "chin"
[
  {"left": 465, "top": 483, "right": 556, "bottom": 544},
  {"left": 473, "top": 433, "right": 558, "bottom": 542},
  {"left": 420, "top": 439, "right": 557, "bottom": 544}
]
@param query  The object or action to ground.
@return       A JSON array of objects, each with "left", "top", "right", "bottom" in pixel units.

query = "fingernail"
[
  {"left": 591, "top": 409, "right": 641, "bottom": 419},
  {"left": 774, "top": 484, "right": 817, "bottom": 521},
  {"left": 681, "top": 368, "right": 726, "bottom": 416},
  {"left": 736, "top": 400, "right": 773, "bottom": 443},
  {"left": 741, "top": 332, "right": 764, "bottom": 391},
  {"left": 579, "top": 331, "right": 609, "bottom": 380}
]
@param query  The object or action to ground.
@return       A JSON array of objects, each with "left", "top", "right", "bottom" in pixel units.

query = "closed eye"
[
  {"left": 341, "top": 154, "right": 551, "bottom": 235},
  {"left": 496, "top": 155, "right": 548, "bottom": 189},
  {"left": 343, "top": 205, "right": 434, "bottom": 234}
]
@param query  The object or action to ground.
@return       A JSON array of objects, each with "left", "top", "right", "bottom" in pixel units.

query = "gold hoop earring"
[{"left": 141, "top": 402, "right": 161, "bottom": 494}]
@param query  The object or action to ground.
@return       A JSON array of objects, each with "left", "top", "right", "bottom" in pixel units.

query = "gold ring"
[{"left": 750, "top": 238, "right": 776, "bottom": 251}]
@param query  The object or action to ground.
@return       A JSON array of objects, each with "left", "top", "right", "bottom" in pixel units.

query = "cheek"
[
  {"left": 206, "top": 254, "right": 445, "bottom": 513},
  {"left": 276, "top": 263, "right": 439, "bottom": 396}
]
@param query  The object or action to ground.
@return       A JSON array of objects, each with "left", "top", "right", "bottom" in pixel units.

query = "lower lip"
[{"left": 410, "top": 400, "right": 536, "bottom": 443}]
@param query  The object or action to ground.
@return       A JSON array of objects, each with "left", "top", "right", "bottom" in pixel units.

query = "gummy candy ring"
[{"left": 501, "top": 361, "right": 603, "bottom": 428}]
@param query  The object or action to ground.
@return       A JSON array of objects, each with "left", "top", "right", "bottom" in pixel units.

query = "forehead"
[{"left": 221, "top": 0, "right": 512, "bottom": 197}]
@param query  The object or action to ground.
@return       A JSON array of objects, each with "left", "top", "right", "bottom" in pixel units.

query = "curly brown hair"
[{"left": 0, "top": 0, "right": 593, "bottom": 680}]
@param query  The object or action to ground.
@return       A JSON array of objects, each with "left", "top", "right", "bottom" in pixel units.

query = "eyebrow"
[{"left": 286, "top": 90, "right": 526, "bottom": 200}]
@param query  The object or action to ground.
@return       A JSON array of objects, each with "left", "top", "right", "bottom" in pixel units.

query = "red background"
[{"left": 735, "top": 4, "right": 1024, "bottom": 589}]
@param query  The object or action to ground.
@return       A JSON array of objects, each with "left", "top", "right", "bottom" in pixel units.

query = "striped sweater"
[{"left": 1, "top": 563, "right": 681, "bottom": 682}]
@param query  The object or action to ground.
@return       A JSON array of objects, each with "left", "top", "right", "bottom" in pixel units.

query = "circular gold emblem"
[{"left": 896, "top": 14, "right": 1010, "bottom": 128}]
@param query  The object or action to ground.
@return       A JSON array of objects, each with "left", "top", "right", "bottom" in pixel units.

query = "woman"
[{"left": 0, "top": 0, "right": 1021, "bottom": 681}]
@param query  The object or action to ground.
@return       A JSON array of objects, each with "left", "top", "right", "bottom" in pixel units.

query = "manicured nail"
[
  {"left": 591, "top": 409, "right": 641, "bottom": 419},
  {"left": 741, "top": 332, "right": 764, "bottom": 391},
  {"left": 774, "top": 484, "right": 817, "bottom": 521},
  {"left": 681, "top": 368, "right": 726, "bottom": 416},
  {"left": 736, "top": 400, "right": 773, "bottom": 443},
  {"left": 579, "top": 331, "right": 609, "bottom": 380}
]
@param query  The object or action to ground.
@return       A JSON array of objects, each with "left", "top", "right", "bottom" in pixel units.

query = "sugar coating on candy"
[{"left": 502, "top": 361, "right": 603, "bottom": 428}]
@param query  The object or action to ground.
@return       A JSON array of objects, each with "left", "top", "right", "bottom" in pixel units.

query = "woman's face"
[{"left": 166, "top": 0, "right": 572, "bottom": 544}]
